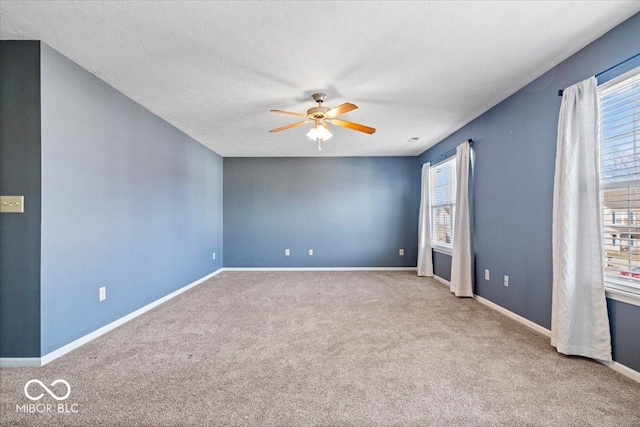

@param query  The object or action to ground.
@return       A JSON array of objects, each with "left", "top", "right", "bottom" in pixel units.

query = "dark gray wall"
[
  {"left": 38, "top": 43, "right": 223, "bottom": 355},
  {"left": 224, "top": 157, "right": 419, "bottom": 267},
  {"left": 419, "top": 13, "right": 640, "bottom": 371},
  {"left": 0, "top": 41, "right": 41, "bottom": 358}
]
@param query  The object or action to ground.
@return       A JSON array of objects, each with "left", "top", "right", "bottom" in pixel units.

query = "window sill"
[
  {"left": 432, "top": 245, "right": 453, "bottom": 256},
  {"left": 605, "top": 288, "right": 640, "bottom": 307}
]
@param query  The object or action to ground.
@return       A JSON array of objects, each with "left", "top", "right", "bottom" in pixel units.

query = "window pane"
[
  {"left": 431, "top": 205, "right": 454, "bottom": 245},
  {"left": 430, "top": 158, "right": 456, "bottom": 248},
  {"left": 599, "top": 67, "right": 640, "bottom": 293},
  {"left": 603, "top": 186, "right": 640, "bottom": 284}
]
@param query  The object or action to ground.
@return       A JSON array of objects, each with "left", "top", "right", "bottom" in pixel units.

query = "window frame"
[
  {"left": 430, "top": 156, "right": 457, "bottom": 255},
  {"left": 598, "top": 64, "right": 640, "bottom": 305}
]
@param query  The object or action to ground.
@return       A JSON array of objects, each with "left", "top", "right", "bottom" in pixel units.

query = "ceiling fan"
[{"left": 269, "top": 93, "right": 375, "bottom": 150}]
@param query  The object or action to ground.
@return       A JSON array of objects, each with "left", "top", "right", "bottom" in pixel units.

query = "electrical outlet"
[
  {"left": 399, "top": 249, "right": 404, "bottom": 256},
  {"left": 504, "top": 275, "right": 509, "bottom": 287},
  {"left": 485, "top": 269, "right": 490, "bottom": 280},
  {"left": 212, "top": 252, "right": 216, "bottom": 260},
  {"left": 285, "top": 249, "right": 290, "bottom": 256},
  {"left": 99, "top": 286, "right": 106, "bottom": 301},
  {"left": 308, "top": 249, "right": 313, "bottom": 256}
]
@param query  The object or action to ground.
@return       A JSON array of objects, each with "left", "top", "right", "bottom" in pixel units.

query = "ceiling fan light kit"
[
  {"left": 306, "top": 122, "right": 332, "bottom": 150},
  {"left": 270, "top": 93, "right": 375, "bottom": 151}
]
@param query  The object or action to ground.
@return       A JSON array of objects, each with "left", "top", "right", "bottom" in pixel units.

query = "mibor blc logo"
[
  {"left": 16, "top": 379, "right": 79, "bottom": 414},
  {"left": 24, "top": 379, "right": 71, "bottom": 401}
]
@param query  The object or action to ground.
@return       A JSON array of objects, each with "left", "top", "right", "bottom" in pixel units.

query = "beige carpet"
[{"left": 1, "top": 271, "right": 639, "bottom": 426}]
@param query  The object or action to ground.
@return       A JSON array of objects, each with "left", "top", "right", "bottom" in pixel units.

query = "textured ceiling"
[{"left": 1, "top": 1, "right": 639, "bottom": 157}]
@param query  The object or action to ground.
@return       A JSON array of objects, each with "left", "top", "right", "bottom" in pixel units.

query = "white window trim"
[
  {"left": 598, "top": 64, "right": 640, "bottom": 304},
  {"left": 432, "top": 244, "right": 453, "bottom": 256},
  {"left": 603, "top": 275, "right": 640, "bottom": 305},
  {"left": 599, "top": 65, "right": 640, "bottom": 92},
  {"left": 429, "top": 156, "right": 456, "bottom": 254},
  {"left": 605, "top": 288, "right": 640, "bottom": 307}
]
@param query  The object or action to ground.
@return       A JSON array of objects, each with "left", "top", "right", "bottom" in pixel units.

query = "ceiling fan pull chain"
[{"left": 318, "top": 139, "right": 322, "bottom": 151}]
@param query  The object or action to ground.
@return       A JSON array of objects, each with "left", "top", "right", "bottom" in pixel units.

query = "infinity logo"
[{"left": 24, "top": 379, "right": 71, "bottom": 401}]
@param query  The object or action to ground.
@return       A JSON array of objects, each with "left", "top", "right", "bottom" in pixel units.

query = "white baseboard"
[
  {"left": 474, "top": 295, "right": 552, "bottom": 338},
  {"left": 472, "top": 294, "right": 640, "bottom": 383},
  {"left": 430, "top": 275, "right": 639, "bottom": 383},
  {"left": 0, "top": 268, "right": 223, "bottom": 368},
  {"left": 432, "top": 275, "right": 451, "bottom": 286},
  {"left": 602, "top": 360, "right": 640, "bottom": 383},
  {"left": 0, "top": 358, "right": 41, "bottom": 367},
  {"left": 222, "top": 267, "right": 417, "bottom": 272}
]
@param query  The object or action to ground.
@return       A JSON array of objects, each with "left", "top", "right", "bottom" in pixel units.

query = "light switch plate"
[{"left": 1, "top": 196, "right": 24, "bottom": 213}]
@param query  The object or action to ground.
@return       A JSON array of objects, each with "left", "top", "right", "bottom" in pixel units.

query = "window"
[
  {"left": 430, "top": 157, "right": 456, "bottom": 252},
  {"left": 599, "top": 65, "right": 640, "bottom": 295}
]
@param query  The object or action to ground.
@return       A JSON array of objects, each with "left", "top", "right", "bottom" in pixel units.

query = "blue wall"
[
  {"left": 224, "top": 157, "right": 419, "bottom": 268},
  {"left": 38, "top": 43, "right": 223, "bottom": 355},
  {"left": 419, "top": 13, "right": 640, "bottom": 371},
  {"left": 0, "top": 41, "right": 42, "bottom": 357},
  {"left": 433, "top": 252, "right": 452, "bottom": 282}
]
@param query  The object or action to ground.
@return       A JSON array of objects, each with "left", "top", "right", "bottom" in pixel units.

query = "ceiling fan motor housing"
[
  {"left": 307, "top": 106, "right": 330, "bottom": 118},
  {"left": 312, "top": 93, "right": 327, "bottom": 104}
]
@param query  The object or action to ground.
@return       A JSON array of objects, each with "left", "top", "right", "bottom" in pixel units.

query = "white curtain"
[
  {"left": 417, "top": 162, "right": 434, "bottom": 277},
  {"left": 551, "top": 76, "right": 611, "bottom": 362},
  {"left": 450, "top": 141, "right": 473, "bottom": 297}
]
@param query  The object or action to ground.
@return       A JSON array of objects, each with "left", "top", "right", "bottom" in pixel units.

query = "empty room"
[{"left": 1, "top": 1, "right": 640, "bottom": 425}]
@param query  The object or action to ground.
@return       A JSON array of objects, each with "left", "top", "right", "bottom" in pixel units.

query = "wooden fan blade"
[
  {"left": 269, "top": 121, "right": 310, "bottom": 133},
  {"left": 270, "top": 109, "right": 307, "bottom": 117},
  {"left": 325, "top": 103, "right": 358, "bottom": 118},
  {"left": 330, "top": 119, "right": 376, "bottom": 134}
]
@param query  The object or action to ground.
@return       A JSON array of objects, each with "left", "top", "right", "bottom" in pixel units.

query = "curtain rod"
[
  {"left": 558, "top": 51, "right": 640, "bottom": 96},
  {"left": 429, "top": 139, "right": 473, "bottom": 165}
]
